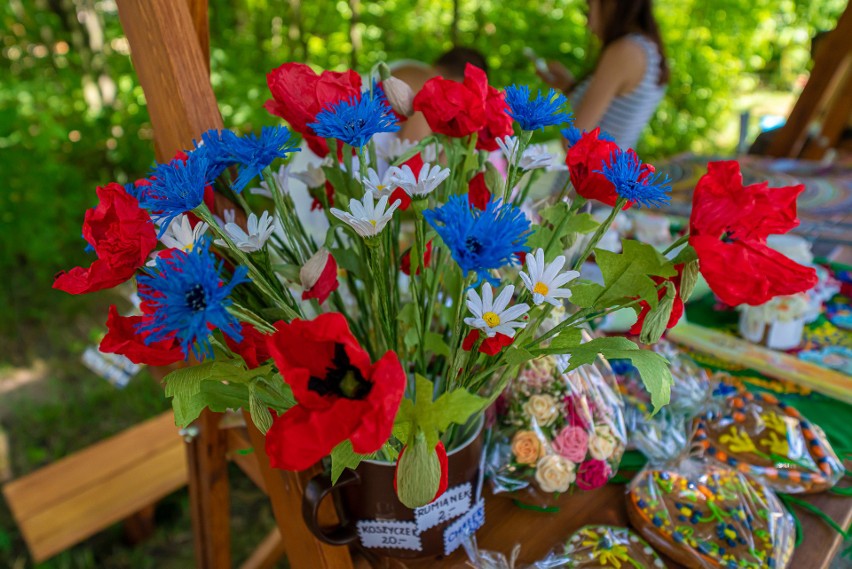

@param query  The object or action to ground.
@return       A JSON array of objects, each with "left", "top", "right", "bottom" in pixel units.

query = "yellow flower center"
[
  {"left": 183, "top": 243, "right": 195, "bottom": 252},
  {"left": 369, "top": 219, "right": 377, "bottom": 227},
  {"left": 377, "top": 184, "right": 386, "bottom": 191},
  {"left": 533, "top": 282, "right": 549, "bottom": 296},
  {"left": 483, "top": 311, "right": 501, "bottom": 327}
]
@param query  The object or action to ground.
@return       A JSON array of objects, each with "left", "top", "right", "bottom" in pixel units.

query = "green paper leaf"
[
  {"left": 568, "top": 280, "right": 606, "bottom": 308},
  {"left": 563, "top": 337, "right": 672, "bottom": 412},
  {"left": 248, "top": 384, "right": 273, "bottom": 434},
  {"left": 593, "top": 240, "right": 677, "bottom": 307},
  {"left": 330, "top": 439, "right": 364, "bottom": 484},
  {"left": 549, "top": 328, "right": 583, "bottom": 350},
  {"left": 424, "top": 332, "right": 451, "bottom": 358},
  {"left": 404, "top": 327, "right": 420, "bottom": 351},
  {"left": 504, "top": 346, "right": 535, "bottom": 366},
  {"left": 679, "top": 260, "right": 700, "bottom": 302},
  {"left": 670, "top": 244, "right": 699, "bottom": 265},
  {"left": 539, "top": 201, "right": 571, "bottom": 227},
  {"left": 164, "top": 361, "right": 273, "bottom": 400},
  {"left": 563, "top": 213, "right": 599, "bottom": 235},
  {"left": 329, "top": 246, "right": 365, "bottom": 278},
  {"left": 172, "top": 381, "right": 251, "bottom": 427},
  {"left": 525, "top": 226, "right": 555, "bottom": 253}
]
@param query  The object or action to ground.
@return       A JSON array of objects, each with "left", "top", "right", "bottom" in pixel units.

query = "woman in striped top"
[{"left": 538, "top": 0, "right": 668, "bottom": 150}]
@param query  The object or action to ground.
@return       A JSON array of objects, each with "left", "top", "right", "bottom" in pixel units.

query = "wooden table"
[{"left": 361, "top": 482, "right": 852, "bottom": 568}]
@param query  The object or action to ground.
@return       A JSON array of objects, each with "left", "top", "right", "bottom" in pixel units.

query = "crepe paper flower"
[
  {"left": 597, "top": 149, "right": 671, "bottom": 209},
  {"left": 264, "top": 313, "right": 406, "bottom": 470},
  {"left": 215, "top": 211, "right": 275, "bottom": 253},
  {"left": 689, "top": 161, "right": 818, "bottom": 306},
  {"left": 390, "top": 162, "right": 450, "bottom": 198},
  {"left": 575, "top": 459, "right": 612, "bottom": 490},
  {"left": 136, "top": 239, "right": 249, "bottom": 360},
  {"left": 139, "top": 149, "right": 213, "bottom": 234},
  {"left": 476, "top": 83, "right": 514, "bottom": 152},
  {"left": 394, "top": 439, "right": 449, "bottom": 507},
  {"left": 309, "top": 85, "right": 400, "bottom": 148},
  {"left": 552, "top": 425, "right": 589, "bottom": 463},
  {"left": 378, "top": 137, "right": 418, "bottom": 162},
  {"left": 400, "top": 240, "right": 433, "bottom": 276},
  {"left": 464, "top": 283, "right": 530, "bottom": 338},
  {"left": 462, "top": 329, "right": 514, "bottom": 356},
  {"left": 160, "top": 214, "right": 209, "bottom": 253},
  {"left": 291, "top": 163, "right": 327, "bottom": 189},
  {"left": 300, "top": 248, "right": 339, "bottom": 304},
  {"left": 380, "top": 75, "right": 415, "bottom": 118},
  {"left": 630, "top": 264, "right": 685, "bottom": 336},
  {"left": 224, "top": 322, "right": 272, "bottom": 369},
  {"left": 511, "top": 430, "right": 545, "bottom": 465},
  {"left": 265, "top": 62, "right": 362, "bottom": 157},
  {"left": 330, "top": 192, "right": 401, "bottom": 239},
  {"left": 562, "top": 126, "right": 614, "bottom": 147},
  {"left": 535, "top": 455, "right": 576, "bottom": 493},
  {"left": 413, "top": 63, "right": 489, "bottom": 138},
  {"left": 519, "top": 248, "right": 580, "bottom": 306},
  {"left": 504, "top": 85, "right": 573, "bottom": 131},
  {"left": 54, "top": 183, "right": 157, "bottom": 295},
  {"left": 361, "top": 167, "right": 399, "bottom": 198},
  {"left": 250, "top": 163, "right": 291, "bottom": 200},
  {"left": 201, "top": 127, "right": 299, "bottom": 193},
  {"left": 424, "top": 195, "right": 530, "bottom": 286},
  {"left": 468, "top": 172, "right": 492, "bottom": 211},
  {"left": 99, "top": 305, "right": 184, "bottom": 366},
  {"left": 565, "top": 128, "right": 640, "bottom": 208},
  {"left": 496, "top": 136, "right": 554, "bottom": 171}
]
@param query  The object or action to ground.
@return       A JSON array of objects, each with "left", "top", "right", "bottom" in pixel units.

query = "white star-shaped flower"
[
  {"left": 361, "top": 167, "right": 399, "bottom": 198},
  {"left": 519, "top": 248, "right": 580, "bottom": 306},
  {"left": 390, "top": 163, "right": 451, "bottom": 198},
  {"left": 464, "top": 283, "right": 530, "bottom": 338},
  {"left": 496, "top": 136, "right": 554, "bottom": 171},
  {"left": 330, "top": 192, "right": 401, "bottom": 238},
  {"left": 378, "top": 138, "right": 418, "bottom": 162},
  {"left": 160, "top": 214, "right": 208, "bottom": 252},
  {"left": 215, "top": 210, "right": 275, "bottom": 252},
  {"left": 249, "top": 164, "right": 291, "bottom": 199},
  {"left": 290, "top": 163, "right": 326, "bottom": 189}
]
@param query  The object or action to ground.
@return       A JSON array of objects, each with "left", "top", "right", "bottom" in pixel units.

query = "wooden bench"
[{"left": 1, "top": 411, "right": 187, "bottom": 563}]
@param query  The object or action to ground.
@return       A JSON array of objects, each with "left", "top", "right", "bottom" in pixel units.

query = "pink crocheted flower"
[
  {"left": 551, "top": 426, "right": 589, "bottom": 463},
  {"left": 576, "top": 459, "right": 612, "bottom": 491}
]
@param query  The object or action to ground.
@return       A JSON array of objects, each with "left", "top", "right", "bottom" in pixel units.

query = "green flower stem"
[
  {"left": 356, "top": 145, "right": 369, "bottom": 186},
  {"left": 503, "top": 130, "right": 534, "bottom": 202},
  {"left": 262, "top": 167, "right": 313, "bottom": 263},
  {"left": 662, "top": 232, "right": 691, "bottom": 255},
  {"left": 571, "top": 197, "right": 627, "bottom": 271},
  {"left": 365, "top": 238, "right": 395, "bottom": 354},
  {"left": 514, "top": 168, "right": 541, "bottom": 207},
  {"left": 446, "top": 271, "right": 473, "bottom": 391}
]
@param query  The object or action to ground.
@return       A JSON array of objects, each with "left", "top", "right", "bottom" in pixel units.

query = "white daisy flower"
[
  {"left": 160, "top": 214, "right": 208, "bottom": 252},
  {"left": 361, "top": 167, "right": 399, "bottom": 198},
  {"left": 215, "top": 210, "right": 275, "bottom": 252},
  {"left": 290, "top": 163, "right": 326, "bottom": 189},
  {"left": 390, "top": 162, "right": 451, "bottom": 198},
  {"left": 330, "top": 192, "right": 401, "bottom": 238},
  {"left": 519, "top": 248, "right": 580, "bottom": 306},
  {"left": 249, "top": 164, "right": 291, "bottom": 199},
  {"left": 378, "top": 138, "right": 418, "bottom": 162},
  {"left": 496, "top": 136, "right": 554, "bottom": 171},
  {"left": 464, "top": 283, "right": 530, "bottom": 338}
]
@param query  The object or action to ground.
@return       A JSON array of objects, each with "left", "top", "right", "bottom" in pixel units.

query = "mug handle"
[{"left": 302, "top": 469, "right": 360, "bottom": 545}]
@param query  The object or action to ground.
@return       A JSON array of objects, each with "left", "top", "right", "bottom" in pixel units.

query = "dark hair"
[
  {"left": 597, "top": 0, "right": 669, "bottom": 85},
  {"left": 434, "top": 47, "right": 488, "bottom": 78}
]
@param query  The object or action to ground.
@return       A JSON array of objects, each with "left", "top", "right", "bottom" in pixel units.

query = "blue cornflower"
[
  {"left": 200, "top": 126, "right": 299, "bottom": 193},
  {"left": 596, "top": 149, "right": 671, "bottom": 208},
  {"left": 424, "top": 195, "right": 530, "bottom": 286},
  {"left": 137, "top": 238, "right": 249, "bottom": 360},
  {"left": 504, "top": 85, "right": 573, "bottom": 131},
  {"left": 308, "top": 85, "right": 399, "bottom": 148},
  {"left": 599, "top": 131, "right": 616, "bottom": 142},
  {"left": 140, "top": 149, "right": 212, "bottom": 235},
  {"left": 562, "top": 126, "right": 583, "bottom": 147}
]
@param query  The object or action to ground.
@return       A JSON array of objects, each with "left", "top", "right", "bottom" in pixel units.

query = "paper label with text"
[
  {"left": 443, "top": 498, "right": 485, "bottom": 556},
  {"left": 357, "top": 520, "right": 422, "bottom": 551},
  {"left": 414, "top": 482, "right": 472, "bottom": 533}
]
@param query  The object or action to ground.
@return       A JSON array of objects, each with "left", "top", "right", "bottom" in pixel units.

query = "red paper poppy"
[
  {"left": 629, "top": 264, "right": 685, "bottom": 336},
  {"left": 476, "top": 86, "right": 513, "bottom": 152},
  {"left": 462, "top": 329, "right": 514, "bottom": 356},
  {"left": 100, "top": 305, "right": 184, "bottom": 366},
  {"left": 393, "top": 441, "right": 449, "bottom": 503},
  {"left": 265, "top": 62, "right": 362, "bottom": 157},
  {"left": 565, "top": 129, "right": 645, "bottom": 209},
  {"left": 54, "top": 183, "right": 157, "bottom": 295},
  {"left": 264, "top": 313, "right": 406, "bottom": 470},
  {"left": 468, "top": 172, "right": 491, "bottom": 211},
  {"left": 413, "top": 64, "right": 488, "bottom": 138},
  {"left": 301, "top": 249, "right": 339, "bottom": 304},
  {"left": 689, "top": 161, "right": 818, "bottom": 306},
  {"left": 400, "top": 240, "right": 432, "bottom": 276},
  {"left": 225, "top": 323, "right": 272, "bottom": 369}
]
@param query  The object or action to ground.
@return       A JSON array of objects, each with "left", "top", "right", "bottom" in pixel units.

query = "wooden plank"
[
  {"left": 186, "top": 0, "right": 210, "bottom": 73},
  {"left": 239, "top": 527, "right": 287, "bottom": 569},
  {"left": 2, "top": 412, "right": 180, "bottom": 518},
  {"left": 800, "top": 55, "right": 852, "bottom": 160},
  {"left": 15, "top": 441, "right": 187, "bottom": 562},
  {"left": 243, "top": 411, "right": 355, "bottom": 569},
  {"left": 667, "top": 323, "right": 852, "bottom": 404},
  {"left": 228, "top": 426, "right": 268, "bottom": 494}
]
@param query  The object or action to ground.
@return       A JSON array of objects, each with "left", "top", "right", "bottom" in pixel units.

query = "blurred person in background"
[{"left": 538, "top": 0, "right": 668, "bottom": 149}]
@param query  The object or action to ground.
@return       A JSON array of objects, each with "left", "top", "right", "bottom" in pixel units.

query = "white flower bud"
[{"left": 383, "top": 75, "right": 414, "bottom": 118}]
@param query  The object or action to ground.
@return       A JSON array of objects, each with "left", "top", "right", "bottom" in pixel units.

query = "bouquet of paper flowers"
[{"left": 54, "top": 59, "right": 818, "bottom": 510}]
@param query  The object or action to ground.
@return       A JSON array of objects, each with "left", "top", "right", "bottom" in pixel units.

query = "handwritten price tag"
[
  {"left": 357, "top": 520, "right": 422, "bottom": 551},
  {"left": 414, "top": 482, "right": 472, "bottom": 532},
  {"left": 443, "top": 498, "right": 485, "bottom": 556}
]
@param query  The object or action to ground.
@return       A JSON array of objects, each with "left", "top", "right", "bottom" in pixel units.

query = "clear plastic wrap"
[
  {"left": 488, "top": 353, "right": 626, "bottom": 505},
  {"left": 695, "top": 390, "right": 844, "bottom": 494},
  {"left": 531, "top": 525, "right": 666, "bottom": 568},
  {"left": 626, "top": 456, "right": 796, "bottom": 569}
]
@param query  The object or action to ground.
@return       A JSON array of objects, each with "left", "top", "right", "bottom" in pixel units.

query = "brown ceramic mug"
[{"left": 303, "top": 419, "right": 485, "bottom": 559}]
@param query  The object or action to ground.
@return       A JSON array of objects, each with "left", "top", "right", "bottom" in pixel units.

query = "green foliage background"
[{"left": 0, "top": 0, "right": 847, "bottom": 350}]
